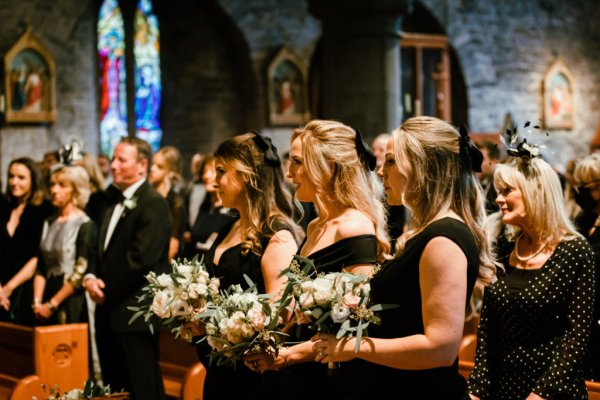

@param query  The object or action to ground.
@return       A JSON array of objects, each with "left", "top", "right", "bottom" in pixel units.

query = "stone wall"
[{"left": 1, "top": 0, "right": 599, "bottom": 180}]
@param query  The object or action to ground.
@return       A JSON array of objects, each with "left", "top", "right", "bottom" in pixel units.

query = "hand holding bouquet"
[
  {"left": 128, "top": 256, "right": 220, "bottom": 342},
  {"left": 200, "top": 275, "right": 287, "bottom": 368},
  {"left": 280, "top": 255, "right": 393, "bottom": 374}
]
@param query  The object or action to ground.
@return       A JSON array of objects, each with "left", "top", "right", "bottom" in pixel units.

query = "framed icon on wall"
[
  {"left": 543, "top": 58, "right": 574, "bottom": 130},
  {"left": 267, "top": 47, "right": 310, "bottom": 126},
  {"left": 3, "top": 28, "right": 57, "bottom": 123}
]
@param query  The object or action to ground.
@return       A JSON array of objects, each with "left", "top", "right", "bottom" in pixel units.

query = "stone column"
[{"left": 308, "top": 0, "right": 412, "bottom": 137}]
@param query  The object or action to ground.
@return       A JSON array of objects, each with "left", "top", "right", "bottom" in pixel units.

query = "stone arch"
[{"left": 156, "top": 0, "right": 258, "bottom": 162}]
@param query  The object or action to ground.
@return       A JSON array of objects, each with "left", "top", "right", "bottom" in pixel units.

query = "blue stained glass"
[
  {"left": 134, "top": 0, "right": 162, "bottom": 152},
  {"left": 98, "top": 0, "right": 127, "bottom": 158}
]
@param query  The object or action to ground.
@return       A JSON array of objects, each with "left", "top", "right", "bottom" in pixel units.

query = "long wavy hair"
[
  {"left": 291, "top": 119, "right": 390, "bottom": 261},
  {"left": 393, "top": 116, "right": 497, "bottom": 285},
  {"left": 215, "top": 133, "right": 303, "bottom": 256}
]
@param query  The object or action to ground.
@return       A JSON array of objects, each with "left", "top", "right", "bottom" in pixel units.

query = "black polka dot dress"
[{"left": 468, "top": 236, "right": 596, "bottom": 399}]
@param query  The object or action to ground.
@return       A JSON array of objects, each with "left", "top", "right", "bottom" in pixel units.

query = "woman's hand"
[
  {"left": 34, "top": 303, "right": 54, "bottom": 320},
  {"left": 469, "top": 394, "right": 480, "bottom": 400},
  {"left": 0, "top": 289, "right": 10, "bottom": 311},
  {"left": 311, "top": 332, "right": 354, "bottom": 364},
  {"left": 244, "top": 350, "right": 279, "bottom": 373}
]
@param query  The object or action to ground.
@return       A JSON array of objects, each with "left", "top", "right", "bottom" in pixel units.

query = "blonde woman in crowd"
[
  {"left": 33, "top": 165, "right": 96, "bottom": 325},
  {"left": 311, "top": 116, "right": 496, "bottom": 399},
  {"left": 149, "top": 146, "right": 186, "bottom": 260},
  {"left": 468, "top": 142, "right": 595, "bottom": 399},
  {"left": 245, "top": 119, "right": 389, "bottom": 400}
]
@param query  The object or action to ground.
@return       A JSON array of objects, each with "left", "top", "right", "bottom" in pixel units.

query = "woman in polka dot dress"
[{"left": 468, "top": 146, "right": 596, "bottom": 400}]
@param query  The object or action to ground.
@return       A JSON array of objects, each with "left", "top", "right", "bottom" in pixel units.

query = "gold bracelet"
[{"left": 46, "top": 300, "right": 58, "bottom": 312}]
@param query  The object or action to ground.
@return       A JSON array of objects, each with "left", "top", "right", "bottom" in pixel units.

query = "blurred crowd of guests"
[{"left": 0, "top": 118, "right": 598, "bottom": 400}]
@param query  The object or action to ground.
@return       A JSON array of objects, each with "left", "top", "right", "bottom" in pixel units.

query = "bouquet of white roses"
[
  {"left": 280, "top": 255, "right": 390, "bottom": 353},
  {"left": 128, "top": 255, "right": 220, "bottom": 342},
  {"left": 200, "top": 275, "right": 287, "bottom": 368}
]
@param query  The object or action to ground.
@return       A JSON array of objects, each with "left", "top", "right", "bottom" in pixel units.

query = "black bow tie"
[{"left": 106, "top": 185, "right": 125, "bottom": 205}]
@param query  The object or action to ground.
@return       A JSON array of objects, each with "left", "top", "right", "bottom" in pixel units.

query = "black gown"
[
  {"left": 285, "top": 234, "right": 378, "bottom": 400},
  {"left": 0, "top": 200, "right": 53, "bottom": 325},
  {"left": 364, "top": 217, "right": 479, "bottom": 399},
  {"left": 196, "top": 217, "right": 295, "bottom": 400}
]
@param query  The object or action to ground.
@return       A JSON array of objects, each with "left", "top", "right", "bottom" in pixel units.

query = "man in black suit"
[{"left": 84, "top": 137, "right": 171, "bottom": 400}]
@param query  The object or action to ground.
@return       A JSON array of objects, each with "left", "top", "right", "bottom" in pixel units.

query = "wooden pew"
[
  {"left": 159, "top": 329, "right": 205, "bottom": 400},
  {"left": 0, "top": 322, "right": 89, "bottom": 400}
]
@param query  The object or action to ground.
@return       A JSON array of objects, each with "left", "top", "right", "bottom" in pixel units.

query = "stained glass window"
[
  {"left": 134, "top": 0, "right": 162, "bottom": 152},
  {"left": 98, "top": 0, "right": 127, "bottom": 157}
]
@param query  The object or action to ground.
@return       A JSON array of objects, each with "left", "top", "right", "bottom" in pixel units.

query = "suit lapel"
[
  {"left": 99, "top": 204, "right": 116, "bottom": 257},
  {"left": 102, "top": 181, "right": 150, "bottom": 254}
]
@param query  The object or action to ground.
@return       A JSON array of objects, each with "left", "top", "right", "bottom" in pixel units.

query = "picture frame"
[
  {"left": 542, "top": 58, "right": 574, "bottom": 129},
  {"left": 3, "top": 28, "right": 57, "bottom": 123},
  {"left": 267, "top": 47, "right": 310, "bottom": 126}
]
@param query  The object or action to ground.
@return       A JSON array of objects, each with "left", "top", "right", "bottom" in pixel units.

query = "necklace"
[{"left": 514, "top": 235, "right": 547, "bottom": 263}]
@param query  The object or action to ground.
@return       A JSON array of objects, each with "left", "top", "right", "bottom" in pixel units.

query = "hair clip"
[
  {"left": 354, "top": 128, "right": 376, "bottom": 171},
  {"left": 252, "top": 132, "right": 281, "bottom": 167}
]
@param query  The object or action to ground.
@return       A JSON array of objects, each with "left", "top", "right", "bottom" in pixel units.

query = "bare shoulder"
[
  {"left": 269, "top": 229, "right": 296, "bottom": 245},
  {"left": 335, "top": 209, "right": 375, "bottom": 239},
  {"left": 421, "top": 236, "right": 467, "bottom": 271}
]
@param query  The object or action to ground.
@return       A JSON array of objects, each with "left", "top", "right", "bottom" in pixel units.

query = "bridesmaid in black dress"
[
  {"left": 244, "top": 119, "right": 390, "bottom": 400},
  {"left": 189, "top": 132, "right": 303, "bottom": 400},
  {"left": 311, "top": 116, "right": 498, "bottom": 399},
  {"left": 0, "top": 157, "right": 53, "bottom": 325}
]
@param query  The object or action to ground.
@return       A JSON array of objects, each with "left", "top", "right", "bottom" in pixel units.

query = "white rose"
[
  {"left": 247, "top": 307, "right": 266, "bottom": 330},
  {"left": 300, "top": 280, "right": 314, "bottom": 292},
  {"left": 176, "top": 263, "right": 193, "bottom": 276},
  {"left": 63, "top": 389, "right": 84, "bottom": 400},
  {"left": 342, "top": 292, "right": 361, "bottom": 309},
  {"left": 208, "top": 279, "right": 220, "bottom": 295},
  {"left": 150, "top": 290, "right": 171, "bottom": 318},
  {"left": 299, "top": 292, "right": 315, "bottom": 309},
  {"left": 241, "top": 323, "right": 255, "bottom": 338},
  {"left": 231, "top": 311, "right": 246, "bottom": 324},
  {"left": 218, "top": 318, "right": 232, "bottom": 335},
  {"left": 157, "top": 273, "right": 174, "bottom": 289},
  {"left": 170, "top": 299, "right": 192, "bottom": 318},
  {"left": 313, "top": 289, "right": 332, "bottom": 306},
  {"left": 188, "top": 283, "right": 208, "bottom": 299},
  {"left": 331, "top": 303, "right": 351, "bottom": 324}
]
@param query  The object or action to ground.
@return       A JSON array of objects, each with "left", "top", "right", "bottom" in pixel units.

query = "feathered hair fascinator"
[
  {"left": 503, "top": 121, "right": 543, "bottom": 163},
  {"left": 51, "top": 139, "right": 84, "bottom": 174},
  {"left": 59, "top": 139, "right": 84, "bottom": 166}
]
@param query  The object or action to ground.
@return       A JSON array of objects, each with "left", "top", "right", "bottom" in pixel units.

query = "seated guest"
[
  {"left": 468, "top": 139, "right": 595, "bottom": 399},
  {"left": 33, "top": 165, "right": 96, "bottom": 325}
]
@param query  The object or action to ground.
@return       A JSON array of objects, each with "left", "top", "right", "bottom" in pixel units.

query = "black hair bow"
[
  {"left": 459, "top": 124, "right": 483, "bottom": 173},
  {"left": 252, "top": 132, "right": 281, "bottom": 167},
  {"left": 354, "top": 128, "right": 377, "bottom": 172}
]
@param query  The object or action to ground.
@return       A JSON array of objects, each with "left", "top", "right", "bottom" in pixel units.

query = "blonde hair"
[
  {"left": 393, "top": 116, "right": 497, "bottom": 285},
  {"left": 215, "top": 133, "right": 303, "bottom": 256},
  {"left": 155, "top": 146, "right": 183, "bottom": 185},
  {"left": 573, "top": 152, "right": 600, "bottom": 185},
  {"left": 291, "top": 119, "right": 390, "bottom": 260},
  {"left": 52, "top": 165, "right": 91, "bottom": 209},
  {"left": 494, "top": 156, "right": 580, "bottom": 245}
]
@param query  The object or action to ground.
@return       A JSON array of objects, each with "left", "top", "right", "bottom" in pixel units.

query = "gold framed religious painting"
[
  {"left": 3, "top": 28, "right": 57, "bottom": 123},
  {"left": 267, "top": 47, "right": 310, "bottom": 126},
  {"left": 543, "top": 58, "right": 574, "bottom": 130}
]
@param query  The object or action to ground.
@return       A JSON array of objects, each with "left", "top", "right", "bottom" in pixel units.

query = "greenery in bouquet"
[
  {"left": 128, "top": 255, "right": 220, "bottom": 341},
  {"left": 280, "top": 254, "right": 391, "bottom": 353},
  {"left": 36, "top": 379, "right": 112, "bottom": 400},
  {"left": 200, "top": 275, "right": 287, "bottom": 368}
]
